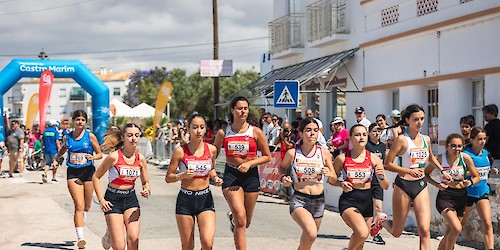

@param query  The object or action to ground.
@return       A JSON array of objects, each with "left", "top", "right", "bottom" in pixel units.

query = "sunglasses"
[
  {"left": 449, "top": 144, "right": 463, "bottom": 150},
  {"left": 272, "top": 118, "right": 277, "bottom": 121}
]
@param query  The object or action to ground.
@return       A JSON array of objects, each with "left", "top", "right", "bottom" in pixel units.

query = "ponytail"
[{"left": 101, "top": 123, "right": 140, "bottom": 151}]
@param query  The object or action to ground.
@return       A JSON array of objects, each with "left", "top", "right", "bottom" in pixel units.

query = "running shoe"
[
  {"left": 370, "top": 212, "right": 387, "bottom": 237},
  {"left": 51, "top": 179, "right": 58, "bottom": 183},
  {"left": 101, "top": 230, "right": 111, "bottom": 250},
  {"left": 77, "top": 238, "right": 86, "bottom": 249},
  {"left": 227, "top": 211, "right": 235, "bottom": 233},
  {"left": 42, "top": 173, "right": 47, "bottom": 183},
  {"left": 372, "top": 234, "right": 385, "bottom": 245}
]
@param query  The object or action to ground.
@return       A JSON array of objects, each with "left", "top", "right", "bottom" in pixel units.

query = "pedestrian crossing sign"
[{"left": 274, "top": 80, "right": 299, "bottom": 108}]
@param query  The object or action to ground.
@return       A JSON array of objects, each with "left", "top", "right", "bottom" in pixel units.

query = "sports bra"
[
  {"left": 109, "top": 149, "right": 142, "bottom": 186},
  {"left": 223, "top": 124, "right": 258, "bottom": 158},
  {"left": 178, "top": 143, "right": 212, "bottom": 179},
  {"left": 342, "top": 150, "right": 374, "bottom": 184},
  {"left": 440, "top": 153, "right": 467, "bottom": 181},
  {"left": 291, "top": 146, "right": 324, "bottom": 183},
  {"left": 401, "top": 132, "right": 429, "bottom": 169}
]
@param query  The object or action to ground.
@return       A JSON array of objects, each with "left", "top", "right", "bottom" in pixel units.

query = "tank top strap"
[{"left": 203, "top": 142, "right": 210, "bottom": 157}]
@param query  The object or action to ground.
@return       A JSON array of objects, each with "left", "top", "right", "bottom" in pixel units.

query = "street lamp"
[{"left": 38, "top": 48, "right": 49, "bottom": 60}]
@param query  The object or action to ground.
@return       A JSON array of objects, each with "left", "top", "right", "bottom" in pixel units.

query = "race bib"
[
  {"left": 442, "top": 165, "right": 464, "bottom": 181},
  {"left": 69, "top": 153, "right": 88, "bottom": 165},
  {"left": 346, "top": 167, "right": 372, "bottom": 184},
  {"left": 409, "top": 148, "right": 429, "bottom": 167},
  {"left": 477, "top": 166, "right": 490, "bottom": 181},
  {"left": 227, "top": 141, "right": 249, "bottom": 156},
  {"left": 119, "top": 165, "right": 141, "bottom": 180},
  {"left": 187, "top": 159, "right": 212, "bottom": 177},
  {"left": 295, "top": 162, "right": 322, "bottom": 183}
]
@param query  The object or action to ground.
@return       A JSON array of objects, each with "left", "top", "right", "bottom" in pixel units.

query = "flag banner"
[
  {"left": 38, "top": 70, "right": 54, "bottom": 133},
  {"left": 26, "top": 93, "right": 39, "bottom": 130},
  {"left": 153, "top": 81, "right": 174, "bottom": 136}
]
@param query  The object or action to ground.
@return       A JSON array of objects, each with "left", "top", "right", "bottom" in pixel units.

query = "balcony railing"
[
  {"left": 307, "top": 0, "right": 348, "bottom": 43},
  {"left": 269, "top": 13, "right": 304, "bottom": 54},
  {"left": 70, "top": 94, "right": 86, "bottom": 101},
  {"left": 9, "top": 112, "right": 24, "bottom": 119},
  {"left": 7, "top": 96, "right": 23, "bottom": 104}
]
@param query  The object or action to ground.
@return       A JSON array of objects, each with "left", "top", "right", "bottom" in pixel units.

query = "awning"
[
  {"left": 257, "top": 47, "right": 358, "bottom": 97},
  {"left": 217, "top": 47, "right": 358, "bottom": 106}
]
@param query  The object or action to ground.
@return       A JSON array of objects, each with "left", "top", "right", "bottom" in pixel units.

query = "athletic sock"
[{"left": 76, "top": 227, "right": 84, "bottom": 240}]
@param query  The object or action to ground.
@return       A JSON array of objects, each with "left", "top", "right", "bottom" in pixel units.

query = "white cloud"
[{"left": 0, "top": 0, "right": 272, "bottom": 73}]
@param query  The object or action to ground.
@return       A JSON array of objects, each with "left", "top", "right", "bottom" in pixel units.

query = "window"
[
  {"left": 113, "top": 87, "right": 121, "bottom": 96},
  {"left": 47, "top": 105, "right": 51, "bottom": 115},
  {"left": 392, "top": 90, "right": 400, "bottom": 110},
  {"left": 472, "top": 80, "right": 484, "bottom": 127},
  {"left": 427, "top": 89, "right": 438, "bottom": 144},
  {"left": 59, "top": 88, "right": 66, "bottom": 97},
  {"left": 59, "top": 105, "right": 67, "bottom": 114}
]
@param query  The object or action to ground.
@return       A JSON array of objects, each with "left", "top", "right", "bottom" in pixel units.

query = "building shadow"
[{"left": 21, "top": 241, "right": 74, "bottom": 249}]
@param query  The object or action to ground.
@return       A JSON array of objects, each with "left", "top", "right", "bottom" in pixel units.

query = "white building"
[
  {"left": 4, "top": 70, "right": 132, "bottom": 126},
  {"left": 262, "top": 0, "right": 500, "bottom": 243}
]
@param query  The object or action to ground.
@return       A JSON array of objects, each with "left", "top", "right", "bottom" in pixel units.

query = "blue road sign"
[{"left": 274, "top": 80, "right": 299, "bottom": 108}]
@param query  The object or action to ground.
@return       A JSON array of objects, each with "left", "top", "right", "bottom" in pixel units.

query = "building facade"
[{"left": 263, "top": 0, "right": 500, "bottom": 243}]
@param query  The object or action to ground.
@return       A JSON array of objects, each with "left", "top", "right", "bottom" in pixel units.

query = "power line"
[
  {"left": 0, "top": 36, "right": 268, "bottom": 57},
  {"left": 0, "top": 0, "right": 95, "bottom": 15}
]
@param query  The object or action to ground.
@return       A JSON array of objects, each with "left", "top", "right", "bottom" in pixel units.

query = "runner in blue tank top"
[
  {"left": 461, "top": 127, "right": 498, "bottom": 250},
  {"left": 55, "top": 110, "right": 103, "bottom": 249}
]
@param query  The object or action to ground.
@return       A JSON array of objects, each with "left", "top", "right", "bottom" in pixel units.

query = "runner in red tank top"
[
  {"left": 333, "top": 124, "right": 388, "bottom": 250},
  {"left": 214, "top": 96, "right": 271, "bottom": 250},
  {"left": 166, "top": 114, "right": 222, "bottom": 249},
  {"left": 93, "top": 123, "right": 150, "bottom": 250}
]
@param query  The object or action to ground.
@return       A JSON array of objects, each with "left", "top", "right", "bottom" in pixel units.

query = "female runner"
[
  {"left": 213, "top": 96, "right": 271, "bottom": 250},
  {"left": 55, "top": 110, "right": 103, "bottom": 249},
  {"left": 371, "top": 104, "right": 451, "bottom": 250},
  {"left": 279, "top": 118, "right": 336, "bottom": 250},
  {"left": 93, "top": 123, "right": 150, "bottom": 250},
  {"left": 462, "top": 127, "right": 498, "bottom": 250},
  {"left": 425, "top": 133, "right": 479, "bottom": 250},
  {"left": 166, "top": 114, "right": 223, "bottom": 250},
  {"left": 334, "top": 124, "right": 388, "bottom": 250}
]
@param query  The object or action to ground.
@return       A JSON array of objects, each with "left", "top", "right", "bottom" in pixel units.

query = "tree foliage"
[{"left": 123, "top": 67, "right": 259, "bottom": 121}]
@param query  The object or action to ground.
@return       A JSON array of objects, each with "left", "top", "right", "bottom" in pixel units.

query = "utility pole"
[{"left": 212, "top": 0, "right": 220, "bottom": 120}]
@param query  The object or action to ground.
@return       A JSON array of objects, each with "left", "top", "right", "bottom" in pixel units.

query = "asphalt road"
[{"left": 0, "top": 156, "right": 478, "bottom": 249}]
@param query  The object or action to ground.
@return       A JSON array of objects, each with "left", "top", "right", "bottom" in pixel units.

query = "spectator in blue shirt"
[{"left": 42, "top": 119, "right": 61, "bottom": 183}]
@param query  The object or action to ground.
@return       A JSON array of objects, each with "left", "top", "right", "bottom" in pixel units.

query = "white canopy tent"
[
  {"left": 110, "top": 99, "right": 139, "bottom": 117},
  {"left": 131, "top": 103, "right": 158, "bottom": 118}
]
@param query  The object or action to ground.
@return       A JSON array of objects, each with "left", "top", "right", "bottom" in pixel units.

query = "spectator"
[
  {"left": 268, "top": 115, "right": 281, "bottom": 151},
  {"left": 459, "top": 115, "right": 475, "bottom": 148},
  {"left": 328, "top": 117, "right": 349, "bottom": 158},
  {"left": 305, "top": 109, "right": 327, "bottom": 147},
  {"left": 483, "top": 104, "right": 500, "bottom": 170},
  {"left": 275, "top": 121, "right": 297, "bottom": 160},
  {"left": 0, "top": 140, "right": 7, "bottom": 176},
  {"left": 41, "top": 120, "right": 61, "bottom": 183},
  {"left": 7, "top": 120, "right": 24, "bottom": 178},
  {"left": 261, "top": 112, "right": 274, "bottom": 143},
  {"left": 354, "top": 106, "right": 371, "bottom": 128},
  {"left": 388, "top": 109, "right": 403, "bottom": 147},
  {"left": 291, "top": 120, "right": 301, "bottom": 143},
  {"left": 375, "top": 114, "right": 390, "bottom": 146},
  {"left": 204, "top": 120, "right": 215, "bottom": 144}
]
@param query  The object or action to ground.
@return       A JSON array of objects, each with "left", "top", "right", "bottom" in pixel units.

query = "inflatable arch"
[{"left": 0, "top": 59, "right": 109, "bottom": 142}]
